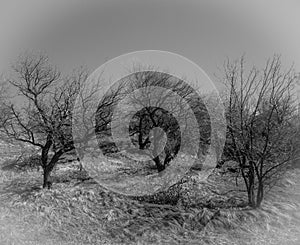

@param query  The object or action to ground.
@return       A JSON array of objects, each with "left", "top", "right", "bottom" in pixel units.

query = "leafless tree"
[
  {"left": 221, "top": 55, "right": 300, "bottom": 208},
  {"left": 2, "top": 53, "right": 129, "bottom": 188},
  {"left": 113, "top": 70, "right": 211, "bottom": 172},
  {"left": 1, "top": 54, "right": 87, "bottom": 187},
  {"left": 2, "top": 53, "right": 126, "bottom": 188}
]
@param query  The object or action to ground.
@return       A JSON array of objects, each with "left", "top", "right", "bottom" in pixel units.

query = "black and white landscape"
[{"left": 0, "top": 1, "right": 300, "bottom": 244}]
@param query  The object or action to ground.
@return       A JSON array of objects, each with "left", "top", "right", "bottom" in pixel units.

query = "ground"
[{"left": 0, "top": 143, "right": 299, "bottom": 244}]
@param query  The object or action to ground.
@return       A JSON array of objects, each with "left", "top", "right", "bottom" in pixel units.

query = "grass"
[{"left": 0, "top": 147, "right": 300, "bottom": 244}]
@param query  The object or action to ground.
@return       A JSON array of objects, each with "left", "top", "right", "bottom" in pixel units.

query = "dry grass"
[{"left": 0, "top": 146, "right": 300, "bottom": 244}]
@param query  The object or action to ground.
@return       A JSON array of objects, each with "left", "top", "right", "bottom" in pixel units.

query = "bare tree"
[
  {"left": 221, "top": 55, "right": 300, "bottom": 208},
  {"left": 2, "top": 53, "right": 128, "bottom": 188},
  {"left": 112, "top": 71, "right": 211, "bottom": 172},
  {"left": 2, "top": 53, "right": 89, "bottom": 188}
]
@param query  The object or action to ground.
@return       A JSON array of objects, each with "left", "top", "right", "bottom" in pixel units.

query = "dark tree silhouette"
[
  {"left": 112, "top": 71, "right": 212, "bottom": 172},
  {"left": 2, "top": 53, "right": 125, "bottom": 188},
  {"left": 221, "top": 55, "right": 300, "bottom": 208}
]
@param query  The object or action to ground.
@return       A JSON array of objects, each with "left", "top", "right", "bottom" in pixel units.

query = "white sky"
[{"left": 0, "top": 0, "right": 299, "bottom": 94}]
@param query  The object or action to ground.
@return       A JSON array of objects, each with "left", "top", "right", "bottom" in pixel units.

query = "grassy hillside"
[{"left": 0, "top": 142, "right": 299, "bottom": 244}]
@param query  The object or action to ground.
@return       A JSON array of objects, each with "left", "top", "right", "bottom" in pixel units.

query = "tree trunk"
[
  {"left": 153, "top": 156, "right": 165, "bottom": 172},
  {"left": 41, "top": 149, "right": 64, "bottom": 189},
  {"left": 138, "top": 119, "right": 144, "bottom": 149},
  {"left": 41, "top": 138, "right": 53, "bottom": 189},
  {"left": 247, "top": 183, "right": 255, "bottom": 208},
  {"left": 151, "top": 127, "right": 166, "bottom": 172},
  {"left": 42, "top": 167, "right": 52, "bottom": 189},
  {"left": 247, "top": 164, "right": 256, "bottom": 208},
  {"left": 256, "top": 180, "right": 264, "bottom": 208}
]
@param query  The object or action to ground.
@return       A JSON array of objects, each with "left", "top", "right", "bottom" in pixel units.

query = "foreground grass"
[{"left": 0, "top": 156, "right": 300, "bottom": 244}]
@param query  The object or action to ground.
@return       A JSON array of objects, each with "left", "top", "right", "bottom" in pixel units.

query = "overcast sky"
[{"left": 0, "top": 0, "right": 300, "bottom": 92}]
